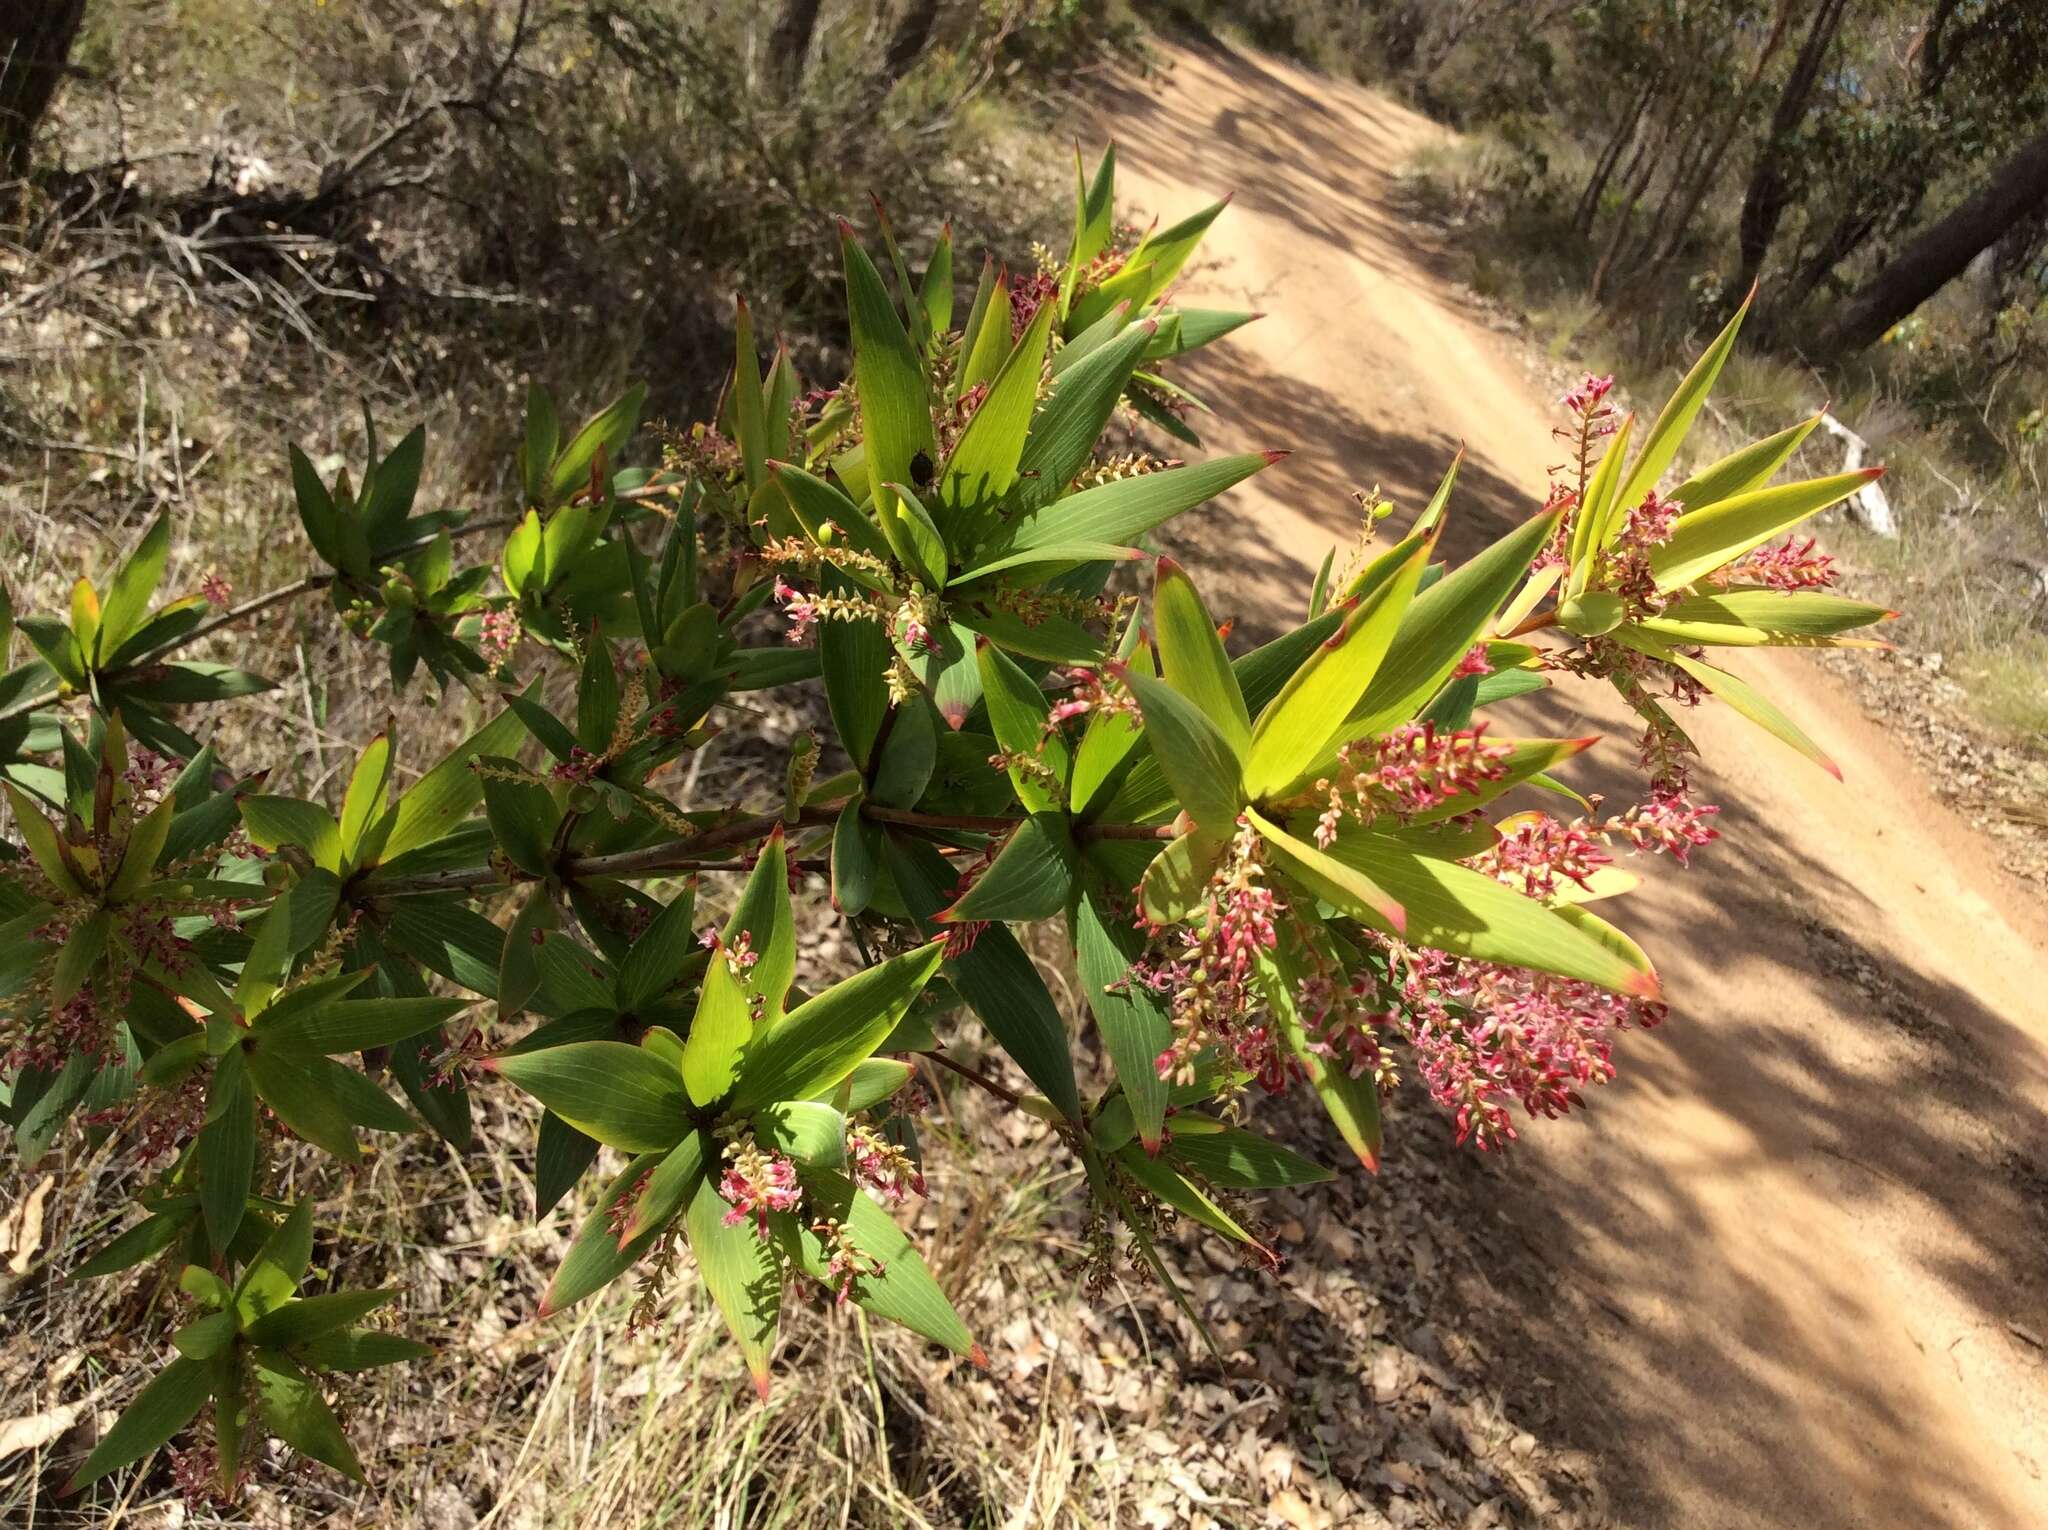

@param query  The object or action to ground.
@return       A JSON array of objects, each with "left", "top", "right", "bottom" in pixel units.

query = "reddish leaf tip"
[
  {"left": 834, "top": 217, "right": 856, "bottom": 240},
  {"left": 1261, "top": 449, "right": 1290, "bottom": 464},
  {"left": 1822, "top": 757, "right": 1844, "bottom": 781},
  {"left": 969, "top": 1343, "right": 990, "bottom": 1370},
  {"left": 1862, "top": 465, "right": 1887, "bottom": 480},
  {"left": 1628, "top": 968, "right": 1664, "bottom": 1002},
  {"left": 752, "top": 1371, "right": 772, "bottom": 1402}
]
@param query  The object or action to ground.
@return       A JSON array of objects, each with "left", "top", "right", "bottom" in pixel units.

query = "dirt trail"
[{"left": 1094, "top": 38, "right": 2048, "bottom": 1528}]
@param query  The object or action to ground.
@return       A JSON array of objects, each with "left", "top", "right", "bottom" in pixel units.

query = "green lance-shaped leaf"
[
  {"left": 726, "top": 940, "right": 944, "bottom": 1114},
  {"left": 733, "top": 294, "right": 769, "bottom": 494},
  {"left": 1318, "top": 822, "right": 1661, "bottom": 996},
  {"left": 753, "top": 1099, "right": 847, "bottom": 1168},
  {"left": 941, "top": 296, "right": 1057, "bottom": 521},
  {"left": 686, "top": 1170, "right": 783, "bottom": 1396},
  {"left": 370, "top": 695, "right": 529, "bottom": 866},
  {"left": 522, "top": 383, "right": 560, "bottom": 507},
  {"left": 820, "top": 590, "right": 891, "bottom": 767},
  {"left": 1074, "top": 889, "right": 1171, "bottom": 1149},
  {"left": 1244, "top": 533, "right": 1429, "bottom": 797},
  {"left": 250, "top": 1348, "right": 364, "bottom": 1482},
  {"left": 1620, "top": 631, "right": 1841, "bottom": 778},
  {"left": 731, "top": 825, "right": 797, "bottom": 1008},
  {"left": 619, "top": 1128, "right": 715, "bottom": 1244},
  {"left": 679, "top": 949, "right": 754, "bottom": 1110},
  {"left": 297, "top": 1330, "right": 433, "bottom": 1373},
  {"left": 1257, "top": 925, "right": 1381, "bottom": 1169},
  {"left": 1065, "top": 257, "right": 1155, "bottom": 337},
  {"left": 236, "top": 1198, "right": 316, "bottom": 1321},
  {"left": 256, "top": 996, "right": 469, "bottom": 1056},
  {"left": 199, "top": 1050, "right": 257, "bottom": 1253},
  {"left": 539, "top": 1150, "right": 673, "bottom": 1315},
  {"left": 832, "top": 798, "right": 879, "bottom": 916},
  {"left": 475, "top": 761, "right": 559, "bottom": 880},
  {"left": 73, "top": 1209, "right": 191, "bottom": 1279},
  {"left": 63, "top": 1355, "right": 211, "bottom": 1493},
  {"left": 1009, "top": 322, "right": 1156, "bottom": 516},
  {"left": 1245, "top": 807, "right": 1406, "bottom": 935},
  {"left": 96, "top": 513, "right": 172, "bottom": 662},
  {"left": 957, "top": 277, "right": 1012, "bottom": 397},
  {"left": 1153, "top": 556, "right": 1250, "bottom": 751},
  {"left": 1670, "top": 412, "right": 1824, "bottom": 511},
  {"left": 770, "top": 461, "right": 894, "bottom": 568},
  {"left": 938, "top": 814, "right": 1077, "bottom": 924},
  {"left": 775, "top": 1171, "right": 980, "bottom": 1359},
  {"left": 885, "top": 834, "right": 1082, "bottom": 1120},
  {"left": 612, "top": 883, "right": 699, "bottom": 1014},
  {"left": 1117, "top": 666, "right": 1243, "bottom": 835},
  {"left": 1138, "top": 825, "right": 1225, "bottom": 925},
  {"left": 1608, "top": 294, "right": 1751, "bottom": 532},
  {"left": 238, "top": 794, "right": 342, "bottom": 874},
  {"left": 817, "top": 1057, "right": 916, "bottom": 1114},
  {"left": 337, "top": 729, "right": 393, "bottom": 865},
  {"left": 871, "top": 694, "right": 938, "bottom": 807},
  {"left": 1168, "top": 1125, "right": 1333, "bottom": 1188},
  {"left": 1649, "top": 469, "right": 1881, "bottom": 593},
  {"left": 489, "top": 1041, "right": 690, "bottom": 1152},
  {"left": 1127, "top": 194, "right": 1229, "bottom": 309},
  {"left": 1003, "top": 451, "right": 1279, "bottom": 553},
  {"left": 840, "top": 224, "right": 936, "bottom": 567},
  {"left": 1146, "top": 307, "right": 1259, "bottom": 361},
  {"left": 1351, "top": 508, "right": 1564, "bottom": 735},
  {"left": 549, "top": 384, "right": 645, "bottom": 508},
  {"left": 1114, "top": 1143, "right": 1268, "bottom": 1255},
  {"left": 291, "top": 445, "right": 344, "bottom": 568},
  {"left": 1637, "top": 589, "right": 1894, "bottom": 647},
  {"left": 244, "top": 1288, "right": 399, "bottom": 1350},
  {"left": 977, "top": 640, "right": 1069, "bottom": 813},
  {"left": 1067, "top": 144, "right": 1117, "bottom": 285}
]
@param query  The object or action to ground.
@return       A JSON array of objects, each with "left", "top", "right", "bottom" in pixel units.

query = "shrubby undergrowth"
[{"left": 0, "top": 147, "right": 1890, "bottom": 1504}]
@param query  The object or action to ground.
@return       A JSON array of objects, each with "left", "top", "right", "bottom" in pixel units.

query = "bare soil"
[{"left": 1095, "top": 35, "right": 2048, "bottom": 1530}]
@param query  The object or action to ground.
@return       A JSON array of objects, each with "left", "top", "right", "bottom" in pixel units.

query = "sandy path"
[{"left": 1093, "top": 38, "right": 2048, "bottom": 1528}]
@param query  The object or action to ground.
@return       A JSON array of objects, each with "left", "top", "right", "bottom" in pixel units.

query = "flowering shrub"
[{"left": 0, "top": 147, "right": 1892, "bottom": 1501}]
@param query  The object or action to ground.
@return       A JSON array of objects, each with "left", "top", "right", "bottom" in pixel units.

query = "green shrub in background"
[{"left": 0, "top": 147, "right": 1892, "bottom": 1503}]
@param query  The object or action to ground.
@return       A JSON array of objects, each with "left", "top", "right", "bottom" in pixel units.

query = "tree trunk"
[
  {"left": 1589, "top": 82, "right": 1692, "bottom": 300},
  {"left": 1576, "top": 77, "right": 1656, "bottom": 234},
  {"left": 1733, "top": 0, "right": 1848, "bottom": 295},
  {"left": 1639, "top": 1, "right": 1793, "bottom": 281},
  {"left": 767, "top": 0, "right": 824, "bottom": 94},
  {"left": 882, "top": 0, "right": 940, "bottom": 83},
  {"left": 0, "top": 0, "right": 86, "bottom": 181},
  {"left": 1815, "top": 129, "right": 2048, "bottom": 357}
]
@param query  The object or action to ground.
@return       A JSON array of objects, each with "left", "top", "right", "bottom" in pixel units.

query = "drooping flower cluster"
[
  {"left": 1723, "top": 534, "right": 1837, "bottom": 592},
  {"left": 1042, "top": 664, "right": 1140, "bottom": 738},
  {"left": 1603, "top": 779, "right": 1721, "bottom": 865},
  {"left": 1471, "top": 813, "right": 1612, "bottom": 900},
  {"left": 1380, "top": 940, "right": 1666, "bottom": 1149},
  {"left": 717, "top": 1134, "right": 804, "bottom": 1238},
  {"left": 477, "top": 606, "right": 522, "bottom": 670},
  {"left": 1290, "top": 933, "right": 1399, "bottom": 1088},
  {"left": 1311, "top": 722, "right": 1514, "bottom": 846},
  {"left": 846, "top": 1121, "right": 925, "bottom": 1205},
  {"left": 1148, "top": 819, "right": 1291, "bottom": 1089}
]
